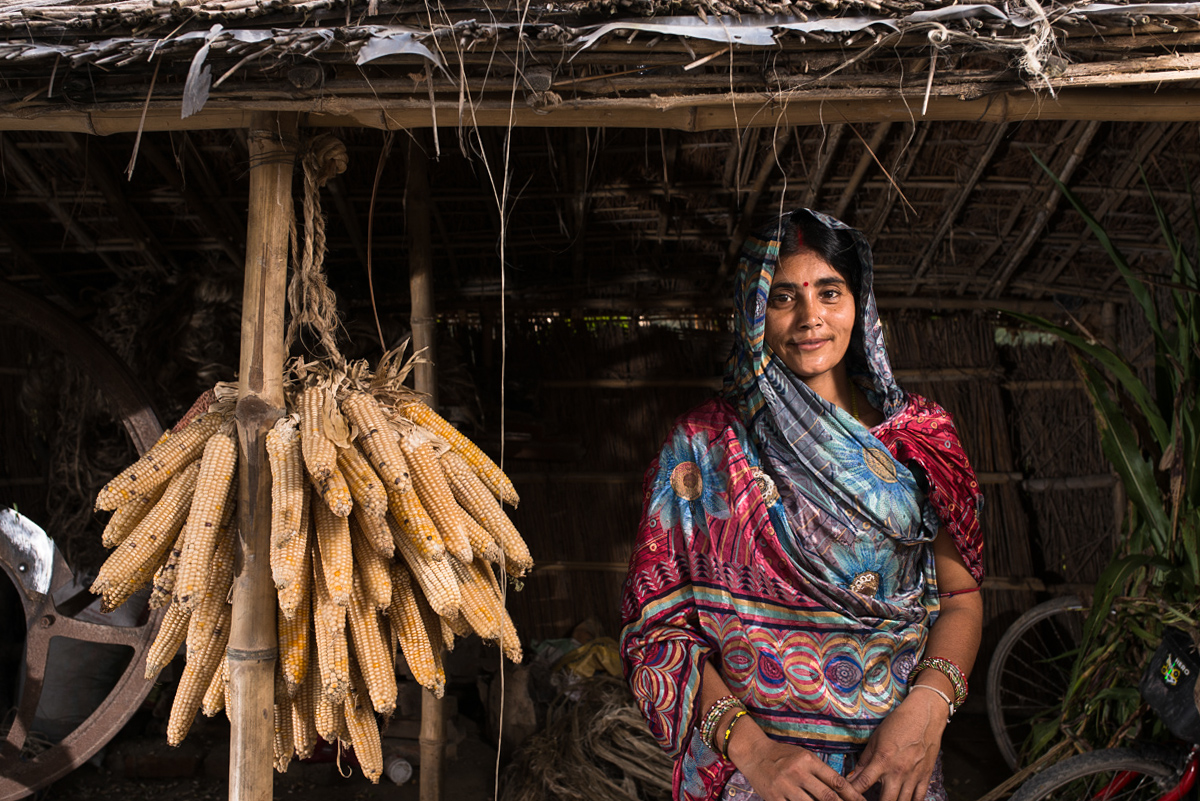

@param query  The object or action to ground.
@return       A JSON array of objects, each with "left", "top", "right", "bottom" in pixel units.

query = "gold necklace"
[{"left": 849, "top": 388, "right": 859, "bottom": 420}]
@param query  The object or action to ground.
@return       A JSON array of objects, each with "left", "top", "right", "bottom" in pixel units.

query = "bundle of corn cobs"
[{"left": 90, "top": 365, "right": 531, "bottom": 783}]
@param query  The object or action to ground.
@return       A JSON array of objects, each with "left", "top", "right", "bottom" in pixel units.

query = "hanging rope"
[{"left": 286, "top": 133, "right": 350, "bottom": 366}]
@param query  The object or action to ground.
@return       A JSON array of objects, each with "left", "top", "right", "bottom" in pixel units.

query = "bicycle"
[{"left": 1009, "top": 626, "right": 1200, "bottom": 801}]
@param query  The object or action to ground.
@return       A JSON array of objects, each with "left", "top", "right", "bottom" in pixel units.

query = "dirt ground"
[{"left": 34, "top": 686, "right": 1013, "bottom": 801}]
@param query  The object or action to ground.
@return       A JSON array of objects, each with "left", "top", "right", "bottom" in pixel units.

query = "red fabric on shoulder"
[{"left": 873, "top": 394, "right": 985, "bottom": 584}]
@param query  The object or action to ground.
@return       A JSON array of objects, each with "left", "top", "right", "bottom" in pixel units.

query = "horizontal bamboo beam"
[{"left": 9, "top": 88, "right": 1200, "bottom": 133}]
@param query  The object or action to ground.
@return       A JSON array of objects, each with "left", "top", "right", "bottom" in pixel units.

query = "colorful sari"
[{"left": 619, "top": 211, "right": 984, "bottom": 801}]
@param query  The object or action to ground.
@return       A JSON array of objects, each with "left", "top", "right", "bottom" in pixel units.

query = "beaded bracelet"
[
  {"left": 909, "top": 684, "right": 955, "bottom": 722},
  {"left": 721, "top": 710, "right": 750, "bottom": 759},
  {"left": 907, "top": 657, "right": 968, "bottom": 709},
  {"left": 699, "top": 695, "right": 745, "bottom": 750}
]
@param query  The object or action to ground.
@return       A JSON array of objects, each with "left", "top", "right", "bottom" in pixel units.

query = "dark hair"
[{"left": 777, "top": 210, "right": 862, "bottom": 299}]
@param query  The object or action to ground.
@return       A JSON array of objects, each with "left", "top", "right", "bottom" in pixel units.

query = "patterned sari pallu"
[{"left": 619, "top": 210, "right": 984, "bottom": 801}]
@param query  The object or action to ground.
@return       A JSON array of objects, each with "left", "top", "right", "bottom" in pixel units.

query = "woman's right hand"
[{"left": 729, "top": 722, "right": 868, "bottom": 801}]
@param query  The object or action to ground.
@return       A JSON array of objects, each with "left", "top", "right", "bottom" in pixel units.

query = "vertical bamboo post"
[
  {"left": 229, "top": 111, "right": 298, "bottom": 801},
  {"left": 407, "top": 133, "right": 445, "bottom": 801}
]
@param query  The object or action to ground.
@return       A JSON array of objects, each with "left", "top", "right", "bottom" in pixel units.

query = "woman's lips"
[{"left": 793, "top": 339, "right": 831, "bottom": 351}]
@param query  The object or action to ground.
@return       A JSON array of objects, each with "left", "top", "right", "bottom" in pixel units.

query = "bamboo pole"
[
  {"left": 407, "top": 132, "right": 445, "bottom": 801},
  {"left": 228, "top": 110, "right": 298, "bottom": 801}
]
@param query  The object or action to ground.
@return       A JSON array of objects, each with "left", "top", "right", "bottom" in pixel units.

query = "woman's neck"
[{"left": 803, "top": 366, "right": 854, "bottom": 413}]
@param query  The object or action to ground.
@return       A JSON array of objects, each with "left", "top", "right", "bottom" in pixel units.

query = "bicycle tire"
[
  {"left": 987, "top": 595, "right": 1089, "bottom": 770},
  {"left": 1010, "top": 748, "right": 1180, "bottom": 801}
]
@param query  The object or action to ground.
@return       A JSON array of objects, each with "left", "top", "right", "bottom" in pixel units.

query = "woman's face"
[{"left": 763, "top": 249, "right": 856, "bottom": 392}]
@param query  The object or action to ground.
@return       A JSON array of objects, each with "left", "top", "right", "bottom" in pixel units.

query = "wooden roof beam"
[
  {"left": 832, "top": 121, "right": 892, "bottom": 223},
  {"left": 985, "top": 119, "right": 1103, "bottom": 298},
  {"left": 721, "top": 127, "right": 794, "bottom": 275},
  {"left": 907, "top": 123, "right": 1008, "bottom": 294},
  {"left": 799, "top": 123, "right": 847, "bottom": 209},
  {"left": 61, "top": 132, "right": 176, "bottom": 275},
  {"left": 864, "top": 123, "right": 927, "bottom": 242},
  {"left": 1033, "top": 121, "right": 1180, "bottom": 297}
]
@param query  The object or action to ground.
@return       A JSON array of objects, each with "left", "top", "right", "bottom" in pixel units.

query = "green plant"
[{"left": 1006, "top": 155, "right": 1199, "bottom": 759}]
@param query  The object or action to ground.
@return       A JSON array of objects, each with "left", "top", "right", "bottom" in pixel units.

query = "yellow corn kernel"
[
  {"left": 276, "top": 489, "right": 312, "bottom": 617},
  {"left": 313, "top": 550, "right": 350, "bottom": 701},
  {"left": 347, "top": 570, "right": 397, "bottom": 715},
  {"left": 388, "top": 513, "right": 460, "bottom": 619},
  {"left": 313, "top": 494, "right": 352, "bottom": 607},
  {"left": 448, "top": 556, "right": 501, "bottom": 640},
  {"left": 202, "top": 657, "right": 227, "bottom": 717},
  {"left": 350, "top": 516, "right": 392, "bottom": 611},
  {"left": 91, "top": 461, "right": 201, "bottom": 594},
  {"left": 167, "top": 601, "right": 230, "bottom": 746},
  {"left": 267, "top": 416, "right": 306, "bottom": 549},
  {"left": 103, "top": 481, "right": 167, "bottom": 549},
  {"left": 278, "top": 572, "right": 312, "bottom": 697},
  {"left": 441, "top": 451, "right": 532, "bottom": 577},
  {"left": 96, "top": 411, "right": 225, "bottom": 511},
  {"left": 145, "top": 601, "right": 191, "bottom": 681},
  {"left": 400, "top": 433, "right": 472, "bottom": 563},
  {"left": 398, "top": 401, "right": 519, "bottom": 507},
  {"left": 342, "top": 392, "right": 410, "bottom": 492},
  {"left": 173, "top": 431, "right": 239, "bottom": 610},
  {"left": 387, "top": 564, "right": 443, "bottom": 698},
  {"left": 338, "top": 445, "right": 387, "bottom": 518},
  {"left": 387, "top": 487, "right": 445, "bottom": 562},
  {"left": 344, "top": 664, "right": 383, "bottom": 784}
]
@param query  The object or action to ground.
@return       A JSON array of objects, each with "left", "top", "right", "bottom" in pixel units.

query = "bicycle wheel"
[
  {"left": 1010, "top": 748, "right": 1180, "bottom": 801},
  {"left": 988, "top": 595, "right": 1089, "bottom": 770}
]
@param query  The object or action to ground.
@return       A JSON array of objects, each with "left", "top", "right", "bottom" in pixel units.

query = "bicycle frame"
[{"left": 1092, "top": 748, "right": 1198, "bottom": 801}]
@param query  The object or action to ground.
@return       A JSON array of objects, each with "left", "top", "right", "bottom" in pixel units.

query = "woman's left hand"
[{"left": 846, "top": 690, "right": 947, "bottom": 801}]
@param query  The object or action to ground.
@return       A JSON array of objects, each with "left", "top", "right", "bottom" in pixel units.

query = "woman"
[{"left": 620, "top": 209, "right": 984, "bottom": 801}]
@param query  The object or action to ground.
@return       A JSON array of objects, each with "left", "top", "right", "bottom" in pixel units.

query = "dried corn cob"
[
  {"left": 414, "top": 589, "right": 449, "bottom": 684},
  {"left": 442, "top": 451, "right": 532, "bottom": 577},
  {"left": 387, "top": 487, "right": 445, "bottom": 561},
  {"left": 278, "top": 571, "right": 312, "bottom": 697},
  {"left": 313, "top": 550, "right": 350, "bottom": 701},
  {"left": 314, "top": 495, "right": 352, "bottom": 606},
  {"left": 342, "top": 392, "right": 410, "bottom": 492},
  {"left": 461, "top": 512, "right": 503, "bottom": 565},
  {"left": 202, "top": 657, "right": 227, "bottom": 717},
  {"left": 398, "top": 400, "right": 519, "bottom": 507},
  {"left": 102, "top": 481, "right": 168, "bottom": 549},
  {"left": 389, "top": 513, "right": 460, "bottom": 618},
  {"left": 350, "top": 516, "right": 391, "bottom": 610},
  {"left": 101, "top": 553, "right": 166, "bottom": 613},
  {"left": 344, "top": 663, "right": 383, "bottom": 784},
  {"left": 300, "top": 386, "right": 338, "bottom": 483},
  {"left": 267, "top": 416, "right": 305, "bottom": 549},
  {"left": 352, "top": 504, "right": 394, "bottom": 559},
  {"left": 145, "top": 601, "right": 191, "bottom": 680},
  {"left": 438, "top": 610, "right": 456, "bottom": 653},
  {"left": 313, "top": 466, "right": 353, "bottom": 518},
  {"left": 92, "top": 460, "right": 200, "bottom": 593},
  {"left": 292, "top": 664, "right": 319, "bottom": 760},
  {"left": 173, "top": 432, "right": 238, "bottom": 610},
  {"left": 445, "top": 610, "right": 472, "bottom": 638},
  {"left": 167, "top": 601, "right": 231, "bottom": 746},
  {"left": 388, "top": 563, "right": 443, "bottom": 698},
  {"left": 497, "top": 605, "right": 523, "bottom": 664},
  {"left": 448, "top": 557, "right": 501, "bottom": 640},
  {"left": 148, "top": 524, "right": 187, "bottom": 610},
  {"left": 276, "top": 490, "right": 312, "bottom": 616},
  {"left": 313, "top": 671, "right": 346, "bottom": 744},
  {"left": 274, "top": 669, "right": 295, "bottom": 774},
  {"left": 185, "top": 522, "right": 236, "bottom": 660},
  {"left": 96, "top": 411, "right": 224, "bottom": 511},
  {"left": 338, "top": 445, "right": 387, "bottom": 518},
  {"left": 400, "top": 433, "right": 472, "bottom": 563},
  {"left": 347, "top": 570, "right": 396, "bottom": 715}
]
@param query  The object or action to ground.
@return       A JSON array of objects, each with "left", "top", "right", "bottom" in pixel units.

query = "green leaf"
[
  {"left": 1005, "top": 312, "right": 1171, "bottom": 451},
  {"left": 1033, "top": 152, "right": 1164, "bottom": 345}
]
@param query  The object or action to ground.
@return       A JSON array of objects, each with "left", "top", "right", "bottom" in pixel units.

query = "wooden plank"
[{"left": 228, "top": 110, "right": 297, "bottom": 801}]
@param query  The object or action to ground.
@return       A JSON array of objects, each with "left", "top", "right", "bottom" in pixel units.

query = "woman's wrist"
[{"left": 723, "top": 710, "right": 764, "bottom": 766}]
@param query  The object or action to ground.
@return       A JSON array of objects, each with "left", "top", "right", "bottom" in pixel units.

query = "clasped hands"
[{"left": 729, "top": 690, "right": 947, "bottom": 801}]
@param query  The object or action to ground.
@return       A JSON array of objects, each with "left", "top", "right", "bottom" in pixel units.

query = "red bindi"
[{"left": 803, "top": 281, "right": 809, "bottom": 287}]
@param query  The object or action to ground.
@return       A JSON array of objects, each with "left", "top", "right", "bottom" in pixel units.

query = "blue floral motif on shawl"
[{"left": 647, "top": 428, "right": 731, "bottom": 543}]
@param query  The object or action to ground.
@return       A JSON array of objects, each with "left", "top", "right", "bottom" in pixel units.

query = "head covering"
[{"left": 722, "top": 209, "right": 931, "bottom": 558}]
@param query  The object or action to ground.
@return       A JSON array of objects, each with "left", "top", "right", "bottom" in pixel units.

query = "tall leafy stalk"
[{"left": 1006, "top": 154, "right": 1199, "bottom": 759}]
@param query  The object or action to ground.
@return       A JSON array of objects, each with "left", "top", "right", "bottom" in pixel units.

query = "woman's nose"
[{"left": 795, "top": 294, "right": 822, "bottom": 328}]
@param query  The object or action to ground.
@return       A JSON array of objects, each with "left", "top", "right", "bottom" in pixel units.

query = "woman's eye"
[{"left": 769, "top": 291, "right": 793, "bottom": 305}]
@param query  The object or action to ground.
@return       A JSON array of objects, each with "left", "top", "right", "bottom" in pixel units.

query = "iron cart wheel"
[
  {"left": 987, "top": 595, "right": 1090, "bottom": 770},
  {"left": 1009, "top": 748, "right": 1183, "bottom": 801},
  {"left": 0, "top": 279, "right": 164, "bottom": 801}
]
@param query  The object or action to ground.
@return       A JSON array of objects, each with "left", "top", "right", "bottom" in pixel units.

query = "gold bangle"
[{"left": 721, "top": 710, "right": 749, "bottom": 759}]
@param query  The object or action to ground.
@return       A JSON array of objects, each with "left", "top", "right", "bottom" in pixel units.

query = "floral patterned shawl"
[{"left": 620, "top": 211, "right": 984, "bottom": 801}]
